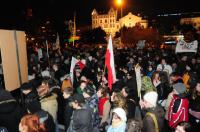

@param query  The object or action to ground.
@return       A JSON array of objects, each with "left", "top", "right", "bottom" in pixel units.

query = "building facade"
[
  {"left": 91, "top": 8, "right": 148, "bottom": 36},
  {"left": 180, "top": 17, "right": 200, "bottom": 29}
]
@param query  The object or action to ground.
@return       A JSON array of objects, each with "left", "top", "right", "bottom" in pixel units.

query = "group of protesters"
[{"left": 0, "top": 38, "right": 200, "bottom": 132}]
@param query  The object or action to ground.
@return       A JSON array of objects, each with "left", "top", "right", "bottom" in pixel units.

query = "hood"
[
  {"left": 0, "top": 100, "right": 18, "bottom": 114},
  {"left": 0, "top": 89, "right": 15, "bottom": 102}
]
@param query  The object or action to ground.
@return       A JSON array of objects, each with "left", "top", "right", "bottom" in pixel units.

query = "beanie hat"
[
  {"left": 71, "top": 94, "right": 85, "bottom": 104},
  {"left": 113, "top": 107, "right": 127, "bottom": 122},
  {"left": 83, "top": 83, "right": 95, "bottom": 96},
  {"left": 173, "top": 83, "right": 186, "bottom": 94},
  {"left": 143, "top": 91, "right": 158, "bottom": 107}
]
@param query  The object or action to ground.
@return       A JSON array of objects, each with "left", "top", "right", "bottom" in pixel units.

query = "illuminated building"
[
  {"left": 180, "top": 17, "right": 200, "bottom": 29},
  {"left": 91, "top": 8, "right": 148, "bottom": 36}
]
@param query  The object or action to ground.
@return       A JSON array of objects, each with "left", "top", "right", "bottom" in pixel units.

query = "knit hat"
[
  {"left": 173, "top": 83, "right": 186, "bottom": 94},
  {"left": 143, "top": 91, "right": 158, "bottom": 107},
  {"left": 83, "top": 83, "right": 95, "bottom": 96},
  {"left": 71, "top": 94, "right": 85, "bottom": 104},
  {"left": 113, "top": 107, "right": 127, "bottom": 122}
]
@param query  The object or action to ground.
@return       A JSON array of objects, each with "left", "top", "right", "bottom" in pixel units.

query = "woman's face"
[
  {"left": 111, "top": 92, "right": 116, "bottom": 102},
  {"left": 121, "top": 88, "right": 128, "bottom": 97},
  {"left": 154, "top": 73, "right": 160, "bottom": 80},
  {"left": 112, "top": 113, "right": 121, "bottom": 124},
  {"left": 80, "top": 82, "right": 86, "bottom": 90},
  {"left": 196, "top": 83, "right": 200, "bottom": 93},
  {"left": 97, "top": 89, "right": 102, "bottom": 98}
]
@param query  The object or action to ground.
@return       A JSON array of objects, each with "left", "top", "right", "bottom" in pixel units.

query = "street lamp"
[
  {"left": 116, "top": 0, "right": 123, "bottom": 18},
  {"left": 116, "top": 0, "right": 123, "bottom": 45}
]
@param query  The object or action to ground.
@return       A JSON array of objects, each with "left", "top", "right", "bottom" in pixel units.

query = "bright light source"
[{"left": 116, "top": 0, "right": 122, "bottom": 5}]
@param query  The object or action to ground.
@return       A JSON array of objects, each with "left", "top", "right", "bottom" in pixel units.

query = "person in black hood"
[
  {"left": 20, "top": 82, "right": 41, "bottom": 113},
  {"left": 67, "top": 94, "right": 95, "bottom": 132},
  {"left": 0, "top": 87, "right": 25, "bottom": 132}
]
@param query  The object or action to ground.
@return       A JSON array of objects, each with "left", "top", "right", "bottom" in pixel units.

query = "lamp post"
[
  {"left": 117, "top": 0, "right": 123, "bottom": 18},
  {"left": 116, "top": 0, "right": 123, "bottom": 45}
]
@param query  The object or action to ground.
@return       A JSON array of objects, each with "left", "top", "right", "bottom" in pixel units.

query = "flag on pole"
[
  {"left": 135, "top": 64, "right": 142, "bottom": 100},
  {"left": 105, "top": 35, "right": 116, "bottom": 90},
  {"left": 54, "top": 33, "right": 61, "bottom": 51},
  {"left": 70, "top": 57, "right": 85, "bottom": 85}
]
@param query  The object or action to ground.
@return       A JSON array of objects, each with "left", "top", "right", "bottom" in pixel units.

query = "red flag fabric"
[
  {"left": 70, "top": 57, "right": 85, "bottom": 85},
  {"left": 105, "top": 35, "right": 116, "bottom": 90}
]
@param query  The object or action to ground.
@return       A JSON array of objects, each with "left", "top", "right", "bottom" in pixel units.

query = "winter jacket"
[
  {"left": 64, "top": 97, "right": 74, "bottom": 131},
  {"left": 168, "top": 94, "right": 189, "bottom": 128},
  {"left": 85, "top": 94, "right": 100, "bottom": 127},
  {"left": 67, "top": 108, "right": 94, "bottom": 132},
  {"left": 40, "top": 93, "right": 58, "bottom": 123},
  {"left": 107, "top": 122, "right": 126, "bottom": 132},
  {"left": 142, "top": 106, "right": 164, "bottom": 132},
  {"left": 0, "top": 89, "right": 25, "bottom": 132}
]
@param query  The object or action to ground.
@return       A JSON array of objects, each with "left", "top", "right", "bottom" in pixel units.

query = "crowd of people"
[{"left": 0, "top": 40, "right": 200, "bottom": 132}]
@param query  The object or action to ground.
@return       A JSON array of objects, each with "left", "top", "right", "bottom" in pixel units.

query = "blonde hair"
[{"left": 113, "top": 92, "right": 127, "bottom": 112}]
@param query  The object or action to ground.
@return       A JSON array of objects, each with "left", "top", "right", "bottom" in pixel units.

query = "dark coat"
[
  {"left": 142, "top": 106, "right": 164, "bottom": 132},
  {"left": 0, "top": 89, "right": 25, "bottom": 132},
  {"left": 24, "top": 90, "right": 41, "bottom": 113},
  {"left": 67, "top": 109, "right": 94, "bottom": 132},
  {"left": 64, "top": 97, "right": 73, "bottom": 131}
]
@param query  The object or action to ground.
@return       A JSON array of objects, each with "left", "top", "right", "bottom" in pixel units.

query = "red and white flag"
[
  {"left": 70, "top": 57, "right": 85, "bottom": 85},
  {"left": 105, "top": 35, "right": 116, "bottom": 90}
]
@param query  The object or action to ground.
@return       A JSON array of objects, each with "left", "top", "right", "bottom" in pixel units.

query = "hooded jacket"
[{"left": 0, "top": 89, "right": 25, "bottom": 132}]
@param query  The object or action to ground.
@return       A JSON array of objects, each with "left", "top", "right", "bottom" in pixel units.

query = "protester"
[
  {"left": 140, "top": 91, "right": 164, "bottom": 132},
  {"left": 126, "top": 118, "right": 143, "bottom": 132},
  {"left": 37, "top": 80, "right": 58, "bottom": 123},
  {"left": 62, "top": 87, "right": 74, "bottom": 131},
  {"left": 19, "top": 114, "right": 47, "bottom": 132},
  {"left": 107, "top": 107, "right": 127, "bottom": 132},
  {"left": 188, "top": 80, "right": 200, "bottom": 131},
  {"left": 0, "top": 87, "right": 25, "bottom": 132},
  {"left": 67, "top": 94, "right": 95, "bottom": 132},
  {"left": 97, "top": 86, "right": 110, "bottom": 125},
  {"left": 20, "top": 82, "right": 41, "bottom": 113},
  {"left": 83, "top": 82, "right": 100, "bottom": 128},
  {"left": 168, "top": 83, "right": 189, "bottom": 129},
  {"left": 175, "top": 122, "right": 191, "bottom": 132}
]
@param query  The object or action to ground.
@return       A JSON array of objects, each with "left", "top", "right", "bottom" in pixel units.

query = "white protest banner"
[{"left": 175, "top": 40, "right": 198, "bottom": 53}]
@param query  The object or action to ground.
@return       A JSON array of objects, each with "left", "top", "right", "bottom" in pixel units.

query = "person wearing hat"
[
  {"left": 67, "top": 94, "right": 94, "bottom": 132},
  {"left": 140, "top": 91, "right": 164, "bottom": 132},
  {"left": 168, "top": 83, "right": 189, "bottom": 129},
  {"left": 83, "top": 83, "right": 100, "bottom": 128},
  {"left": 20, "top": 82, "right": 41, "bottom": 113},
  {"left": 107, "top": 107, "right": 127, "bottom": 132}
]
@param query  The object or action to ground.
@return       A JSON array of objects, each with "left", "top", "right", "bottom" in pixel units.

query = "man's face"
[{"left": 161, "top": 59, "right": 166, "bottom": 65}]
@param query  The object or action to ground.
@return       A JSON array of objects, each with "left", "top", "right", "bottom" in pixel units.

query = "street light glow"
[{"left": 116, "top": 0, "right": 122, "bottom": 6}]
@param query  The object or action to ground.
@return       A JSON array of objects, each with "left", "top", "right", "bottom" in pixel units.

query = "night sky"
[{"left": 0, "top": 0, "right": 199, "bottom": 29}]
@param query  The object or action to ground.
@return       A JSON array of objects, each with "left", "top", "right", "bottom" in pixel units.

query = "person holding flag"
[{"left": 105, "top": 35, "right": 116, "bottom": 90}]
